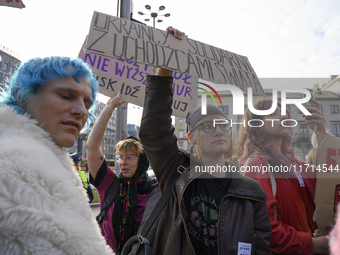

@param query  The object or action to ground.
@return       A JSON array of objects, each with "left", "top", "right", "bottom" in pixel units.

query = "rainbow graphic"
[{"left": 197, "top": 82, "right": 222, "bottom": 106}]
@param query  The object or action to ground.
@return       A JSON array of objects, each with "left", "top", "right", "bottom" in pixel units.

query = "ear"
[
  {"left": 14, "top": 89, "right": 19, "bottom": 103},
  {"left": 14, "top": 89, "right": 28, "bottom": 107},
  {"left": 187, "top": 132, "right": 196, "bottom": 145}
]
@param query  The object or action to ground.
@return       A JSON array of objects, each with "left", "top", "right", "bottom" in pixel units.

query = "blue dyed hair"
[{"left": 0, "top": 56, "right": 98, "bottom": 131}]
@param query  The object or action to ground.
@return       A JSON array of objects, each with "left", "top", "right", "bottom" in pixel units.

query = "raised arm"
[
  {"left": 86, "top": 92, "right": 124, "bottom": 179},
  {"left": 139, "top": 27, "right": 186, "bottom": 191},
  {"left": 304, "top": 98, "right": 326, "bottom": 134}
]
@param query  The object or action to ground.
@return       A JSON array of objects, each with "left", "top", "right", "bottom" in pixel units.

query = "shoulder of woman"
[{"left": 247, "top": 156, "right": 267, "bottom": 166}]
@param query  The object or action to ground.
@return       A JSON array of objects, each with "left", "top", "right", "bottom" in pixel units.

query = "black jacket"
[{"left": 139, "top": 75, "right": 272, "bottom": 255}]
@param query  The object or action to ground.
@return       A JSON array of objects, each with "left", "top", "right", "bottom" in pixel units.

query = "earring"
[{"left": 198, "top": 130, "right": 203, "bottom": 164}]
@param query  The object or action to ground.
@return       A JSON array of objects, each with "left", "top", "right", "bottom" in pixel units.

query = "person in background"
[
  {"left": 0, "top": 56, "right": 113, "bottom": 254},
  {"left": 306, "top": 128, "right": 336, "bottom": 165},
  {"left": 72, "top": 154, "right": 94, "bottom": 203},
  {"left": 234, "top": 99, "right": 329, "bottom": 254},
  {"left": 330, "top": 204, "right": 340, "bottom": 255},
  {"left": 86, "top": 93, "right": 158, "bottom": 255},
  {"left": 139, "top": 26, "right": 272, "bottom": 255}
]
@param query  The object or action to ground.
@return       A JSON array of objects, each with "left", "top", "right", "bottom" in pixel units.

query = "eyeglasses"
[
  {"left": 115, "top": 155, "right": 138, "bottom": 164},
  {"left": 191, "top": 120, "right": 231, "bottom": 133}
]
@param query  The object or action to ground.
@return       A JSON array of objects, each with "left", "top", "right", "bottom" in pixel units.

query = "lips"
[
  {"left": 121, "top": 168, "right": 130, "bottom": 174},
  {"left": 62, "top": 121, "right": 81, "bottom": 131},
  {"left": 213, "top": 140, "right": 227, "bottom": 144}
]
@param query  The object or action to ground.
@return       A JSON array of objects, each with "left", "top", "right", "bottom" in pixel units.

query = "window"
[
  {"left": 219, "top": 106, "right": 228, "bottom": 115},
  {"left": 299, "top": 123, "right": 309, "bottom": 140},
  {"left": 0, "top": 55, "right": 2, "bottom": 68},
  {"left": 331, "top": 105, "right": 339, "bottom": 114},
  {"left": 3, "top": 63, "right": 7, "bottom": 71},
  {"left": 179, "top": 131, "right": 184, "bottom": 138},
  {"left": 179, "top": 142, "right": 183, "bottom": 148},
  {"left": 333, "top": 124, "right": 340, "bottom": 137},
  {"left": 10, "top": 66, "right": 14, "bottom": 73},
  {"left": 179, "top": 119, "right": 183, "bottom": 126},
  {"left": 320, "top": 105, "right": 323, "bottom": 113}
]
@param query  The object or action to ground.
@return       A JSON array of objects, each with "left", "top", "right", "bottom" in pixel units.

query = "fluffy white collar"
[{"left": 0, "top": 105, "right": 113, "bottom": 255}]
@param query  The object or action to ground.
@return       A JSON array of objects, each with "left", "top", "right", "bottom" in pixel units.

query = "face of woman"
[
  {"left": 189, "top": 114, "right": 231, "bottom": 157},
  {"left": 261, "top": 107, "right": 290, "bottom": 140},
  {"left": 118, "top": 150, "right": 139, "bottom": 178}
]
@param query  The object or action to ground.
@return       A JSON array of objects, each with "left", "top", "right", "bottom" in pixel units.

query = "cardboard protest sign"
[
  {"left": 0, "top": 0, "right": 25, "bottom": 8},
  {"left": 314, "top": 131, "right": 340, "bottom": 235},
  {"left": 79, "top": 46, "right": 198, "bottom": 117},
  {"left": 84, "top": 11, "right": 264, "bottom": 96}
]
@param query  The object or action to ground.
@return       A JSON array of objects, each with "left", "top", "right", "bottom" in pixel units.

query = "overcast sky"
[{"left": 1, "top": 0, "right": 339, "bottom": 124}]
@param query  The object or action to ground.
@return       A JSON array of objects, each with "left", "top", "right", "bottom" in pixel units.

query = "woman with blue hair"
[{"left": 0, "top": 56, "right": 113, "bottom": 254}]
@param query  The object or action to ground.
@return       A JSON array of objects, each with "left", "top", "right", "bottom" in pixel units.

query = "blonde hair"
[
  {"left": 306, "top": 148, "right": 318, "bottom": 165},
  {"left": 116, "top": 138, "right": 142, "bottom": 156}
]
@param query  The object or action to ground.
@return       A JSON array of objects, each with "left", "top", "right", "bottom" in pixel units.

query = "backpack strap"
[
  {"left": 244, "top": 155, "right": 277, "bottom": 219},
  {"left": 96, "top": 176, "right": 120, "bottom": 227},
  {"left": 138, "top": 158, "right": 188, "bottom": 242}
]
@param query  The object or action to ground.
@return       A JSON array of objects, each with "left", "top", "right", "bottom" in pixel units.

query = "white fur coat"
[{"left": 0, "top": 106, "right": 113, "bottom": 255}]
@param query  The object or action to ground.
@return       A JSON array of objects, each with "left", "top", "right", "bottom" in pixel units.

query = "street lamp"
[{"left": 138, "top": 5, "right": 170, "bottom": 28}]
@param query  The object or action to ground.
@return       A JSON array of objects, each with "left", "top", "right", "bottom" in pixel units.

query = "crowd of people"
[{"left": 0, "top": 27, "right": 339, "bottom": 255}]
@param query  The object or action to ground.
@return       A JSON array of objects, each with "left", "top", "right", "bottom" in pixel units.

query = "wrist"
[{"left": 156, "top": 68, "right": 174, "bottom": 77}]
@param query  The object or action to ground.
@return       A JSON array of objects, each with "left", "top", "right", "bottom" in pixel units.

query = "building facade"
[
  {"left": 68, "top": 102, "right": 117, "bottom": 160},
  {"left": 127, "top": 124, "right": 140, "bottom": 138},
  {"left": 322, "top": 75, "right": 340, "bottom": 95},
  {"left": 0, "top": 45, "right": 21, "bottom": 89},
  {"left": 173, "top": 116, "right": 190, "bottom": 151}
]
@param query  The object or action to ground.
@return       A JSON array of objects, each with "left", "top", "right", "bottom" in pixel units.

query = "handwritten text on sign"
[
  {"left": 79, "top": 48, "right": 198, "bottom": 117},
  {"left": 85, "top": 11, "right": 264, "bottom": 95}
]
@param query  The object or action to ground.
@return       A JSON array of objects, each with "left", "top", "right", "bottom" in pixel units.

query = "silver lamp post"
[{"left": 138, "top": 5, "right": 170, "bottom": 28}]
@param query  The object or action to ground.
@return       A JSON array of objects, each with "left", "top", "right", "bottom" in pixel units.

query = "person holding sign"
[
  {"left": 0, "top": 57, "right": 113, "bottom": 254},
  {"left": 235, "top": 99, "right": 329, "bottom": 254},
  {"left": 139, "top": 27, "right": 272, "bottom": 255},
  {"left": 86, "top": 92, "right": 158, "bottom": 255}
]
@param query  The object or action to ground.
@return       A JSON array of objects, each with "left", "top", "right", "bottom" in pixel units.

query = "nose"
[
  {"left": 213, "top": 125, "right": 224, "bottom": 135},
  {"left": 119, "top": 158, "right": 129, "bottom": 169},
  {"left": 70, "top": 100, "right": 88, "bottom": 117}
]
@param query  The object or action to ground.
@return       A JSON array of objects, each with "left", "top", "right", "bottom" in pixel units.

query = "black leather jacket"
[{"left": 139, "top": 75, "right": 272, "bottom": 255}]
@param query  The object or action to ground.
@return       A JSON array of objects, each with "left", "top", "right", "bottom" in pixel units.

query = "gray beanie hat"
[{"left": 186, "top": 104, "right": 227, "bottom": 133}]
